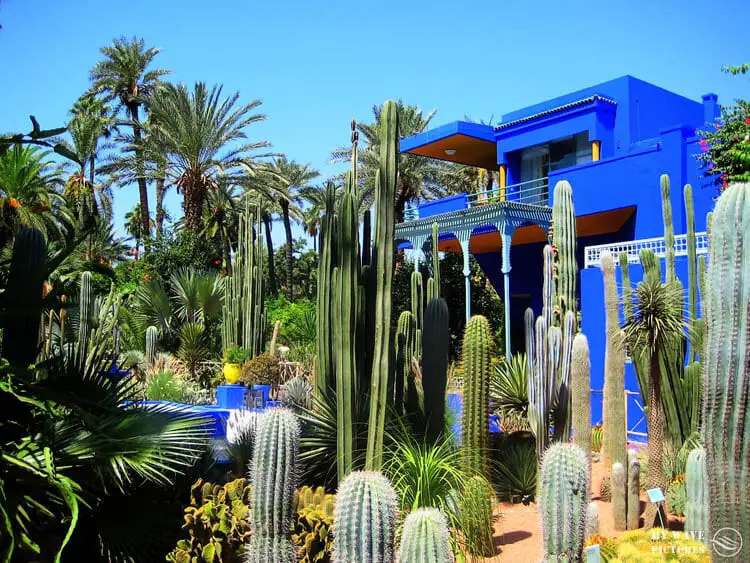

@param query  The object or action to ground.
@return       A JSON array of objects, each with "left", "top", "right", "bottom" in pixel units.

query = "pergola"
[{"left": 395, "top": 199, "right": 552, "bottom": 358}]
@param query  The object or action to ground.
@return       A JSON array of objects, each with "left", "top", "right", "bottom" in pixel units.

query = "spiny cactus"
[
  {"left": 612, "top": 462, "right": 627, "bottom": 531},
  {"left": 551, "top": 180, "right": 577, "bottom": 327},
  {"left": 145, "top": 325, "right": 158, "bottom": 365},
  {"left": 333, "top": 471, "right": 397, "bottom": 563},
  {"left": 702, "top": 183, "right": 750, "bottom": 560},
  {"left": 422, "top": 298, "right": 449, "bottom": 444},
  {"left": 660, "top": 174, "right": 675, "bottom": 282},
  {"left": 411, "top": 269, "right": 423, "bottom": 348},
  {"left": 585, "top": 502, "right": 599, "bottom": 538},
  {"left": 365, "top": 100, "right": 398, "bottom": 471},
  {"left": 685, "top": 447, "right": 708, "bottom": 538},
  {"left": 627, "top": 450, "right": 641, "bottom": 530},
  {"left": 462, "top": 315, "right": 492, "bottom": 478},
  {"left": 540, "top": 443, "right": 590, "bottom": 562},
  {"left": 427, "top": 221, "right": 441, "bottom": 302},
  {"left": 315, "top": 182, "right": 337, "bottom": 398},
  {"left": 601, "top": 251, "right": 626, "bottom": 473},
  {"left": 571, "top": 334, "right": 591, "bottom": 457},
  {"left": 78, "top": 270, "right": 93, "bottom": 353},
  {"left": 395, "top": 311, "right": 416, "bottom": 415},
  {"left": 1, "top": 228, "right": 46, "bottom": 366},
  {"left": 397, "top": 508, "right": 452, "bottom": 563},
  {"left": 247, "top": 409, "right": 300, "bottom": 563},
  {"left": 460, "top": 475, "right": 494, "bottom": 557}
]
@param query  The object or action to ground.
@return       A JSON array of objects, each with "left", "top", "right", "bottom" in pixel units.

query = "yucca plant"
[
  {"left": 491, "top": 438, "right": 537, "bottom": 503},
  {"left": 490, "top": 352, "right": 528, "bottom": 417},
  {"left": 177, "top": 322, "right": 209, "bottom": 380}
]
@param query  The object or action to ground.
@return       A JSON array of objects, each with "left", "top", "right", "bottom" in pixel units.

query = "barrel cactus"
[
  {"left": 540, "top": 443, "right": 590, "bottom": 562},
  {"left": 685, "top": 447, "right": 708, "bottom": 538},
  {"left": 247, "top": 408, "right": 300, "bottom": 563},
  {"left": 333, "top": 471, "right": 397, "bottom": 563},
  {"left": 397, "top": 508, "right": 452, "bottom": 563}
]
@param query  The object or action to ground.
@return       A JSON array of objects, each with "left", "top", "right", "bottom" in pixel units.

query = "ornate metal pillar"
[
  {"left": 456, "top": 229, "right": 472, "bottom": 323},
  {"left": 499, "top": 221, "right": 515, "bottom": 359}
]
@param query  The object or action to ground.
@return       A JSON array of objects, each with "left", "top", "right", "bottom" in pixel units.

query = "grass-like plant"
[
  {"left": 145, "top": 370, "right": 191, "bottom": 403},
  {"left": 490, "top": 352, "right": 528, "bottom": 417},
  {"left": 491, "top": 437, "right": 537, "bottom": 503}
]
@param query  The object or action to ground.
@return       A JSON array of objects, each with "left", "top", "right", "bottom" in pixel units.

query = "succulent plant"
[
  {"left": 460, "top": 475, "right": 495, "bottom": 557},
  {"left": 422, "top": 298, "right": 449, "bottom": 444},
  {"left": 462, "top": 315, "right": 492, "bottom": 478},
  {"left": 627, "top": 450, "right": 641, "bottom": 530},
  {"left": 612, "top": 462, "right": 627, "bottom": 531},
  {"left": 571, "top": 334, "right": 591, "bottom": 458},
  {"left": 585, "top": 502, "right": 599, "bottom": 538},
  {"left": 685, "top": 447, "right": 708, "bottom": 538},
  {"left": 397, "top": 508, "right": 452, "bottom": 563}
]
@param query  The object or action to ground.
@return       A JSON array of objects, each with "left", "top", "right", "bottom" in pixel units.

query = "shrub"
[
  {"left": 224, "top": 346, "right": 250, "bottom": 365},
  {"left": 666, "top": 475, "right": 687, "bottom": 517},
  {"left": 265, "top": 296, "right": 317, "bottom": 346},
  {"left": 491, "top": 433, "right": 537, "bottom": 503},
  {"left": 241, "top": 352, "right": 281, "bottom": 386},
  {"left": 145, "top": 370, "right": 191, "bottom": 403}
]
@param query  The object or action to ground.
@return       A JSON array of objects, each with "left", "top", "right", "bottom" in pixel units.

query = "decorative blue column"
[
  {"left": 457, "top": 231, "right": 472, "bottom": 323},
  {"left": 500, "top": 222, "right": 514, "bottom": 359}
]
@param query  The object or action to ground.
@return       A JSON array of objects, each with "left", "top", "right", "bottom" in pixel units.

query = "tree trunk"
[
  {"left": 263, "top": 213, "right": 278, "bottom": 295},
  {"left": 129, "top": 104, "right": 151, "bottom": 246},
  {"left": 362, "top": 208, "right": 372, "bottom": 266},
  {"left": 395, "top": 190, "right": 407, "bottom": 224},
  {"left": 155, "top": 176, "right": 166, "bottom": 236},
  {"left": 643, "top": 347, "right": 668, "bottom": 529},
  {"left": 280, "top": 199, "right": 294, "bottom": 299},
  {"left": 183, "top": 181, "right": 205, "bottom": 232}
]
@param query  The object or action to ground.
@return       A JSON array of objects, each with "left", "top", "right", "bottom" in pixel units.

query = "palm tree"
[
  {"left": 0, "top": 145, "right": 70, "bottom": 245},
  {"left": 90, "top": 37, "right": 170, "bottom": 240},
  {"left": 267, "top": 157, "right": 319, "bottom": 298},
  {"left": 331, "top": 101, "right": 445, "bottom": 222},
  {"left": 146, "top": 82, "right": 274, "bottom": 231},
  {"left": 622, "top": 278, "right": 685, "bottom": 529},
  {"left": 200, "top": 179, "right": 241, "bottom": 271},
  {"left": 124, "top": 203, "right": 149, "bottom": 259}
]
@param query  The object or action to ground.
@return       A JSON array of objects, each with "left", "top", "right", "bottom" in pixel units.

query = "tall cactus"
[
  {"left": 540, "top": 443, "right": 590, "bottom": 562},
  {"left": 660, "top": 174, "right": 676, "bottom": 282},
  {"left": 685, "top": 447, "right": 708, "bottom": 538},
  {"left": 702, "top": 183, "right": 750, "bottom": 560},
  {"left": 145, "top": 325, "right": 158, "bottom": 365},
  {"left": 428, "top": 221, "right": 441, "bottom": 301},
  {"left": 333, "top": 471, "right": 397, "bottom": 563},
  {"left": 460, "top": 475, "right": 494, "bottom": 557},
  {"left": 551, "top": 180, "right": 577, "bottom": 328},
  {"left": 422, "top": 298, "right": 449, "bottom": 444},
  {"left": 601, "top": 251, "right": 626, "bottom": 471},
  {"left": 78, "top": 271, "right": 92, "bottom": 353},
  {"left": 411, "top": 269, "right": 423, "bottom": 358},
  {"left": 612, "top": 462, "right": 626, "bottom": 531},
  {"left": 395, "top": 311, "right": 415, "bottom": 415},
  {"left": 684, "top": 183, "right": 698, "bottom": 360},
  {"left": 627, "top": 450, "right": 641, "bottom": 530},
  {"left": 247, "top": 408, "right": 299, "bottom": 563},
  {"left": 315, "top": 182, "right": 338, "bottom": 398},
  {"left": 365, "top": 101, "right": 398, "bottom": 471},
  {"left": 571, "top": 334, "right": 591, "bottom": 457},
  {"left": 1, "top": 228, "right": 46, "bottom": 366},
  {"left": 222, "top": 199, "right": 265, "bottom": 357},
  {"left": 397, "top": 508, "right": 452, "bottom": 563},
  {"left": 462, "top": 315, "right": 492, "bottom": 478}
]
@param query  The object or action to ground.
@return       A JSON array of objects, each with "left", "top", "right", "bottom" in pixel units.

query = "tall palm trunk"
[
  {"left": 183, "top": 180, "right": 206, "bottom": 231},
  {"left": 263, "top": 212, "right": 278, "bottom": 296},
  {"left": 280, "top": 199, "right": 294, "bottom": 299},
  {"left": 643, "top": 347, "right": 668, "bottom": 529},
  {"left": 155, "top": 176, "right": 166, "bottom": 236},
  {"left": 128, "top": 104, "right": 151, "bottom": 244}
]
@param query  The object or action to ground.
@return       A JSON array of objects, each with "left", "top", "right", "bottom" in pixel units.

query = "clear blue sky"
[{"left": 1, "top": 0, "right": 748, "bottom": 246}]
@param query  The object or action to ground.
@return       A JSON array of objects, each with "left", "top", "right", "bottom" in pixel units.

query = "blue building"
[{"left": 395, "top": 75, "right": 718, "bottom": 441}]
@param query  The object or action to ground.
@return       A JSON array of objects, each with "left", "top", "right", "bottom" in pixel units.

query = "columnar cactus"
[
  {"left": 333, "top": 471, "right": 397, "bottom": 563},
  {"left": 247, "top": 408, "right": 300, "bottom": 563},
  {"left": 397, "top": 508, "right": 452, "bottom": 563},
  {"left": 365, "top": 101, "right": 398, "bottom": 471},
  {"left": 460, "top": 475, "right": 494, "bottom": 557},
  {"left": 428, "top": 221, "right": 441, "bottom": 301},
  {"left": 684, "top": 183, "right": 698, "bottom": 361},
  {"left": 315, "top": 182, "right": 338, "bottom": 398},
  {"left": 395, "top": 311, "right": 415, "bottom": 414},
  {"left": 78, "top": 271, "right": 93, "bottom": 353},
  {"left": 551, "top": 180, "right": 577, "bottom": 327},
  {"left": 411, "top": 269, "right": 423, "bottom": 358},
  {"left": 627, "top": 450, "right": 641, "bottom": 530},
  {"left": 601, "top": 251, "right": 626, "bottom": 472},
  {"left": 612, "top": 462, "right": 627, "bottom": 531},
  {"left": 540, "top": 443, "right": 590, "bottom": 562},
  {"left": 145, "top": 325, "right": 158, "bottom": 365},
  {"left": 585, "top": 502, "right": 599, "bottom": 538},
  {"left": 660, "top": 174, "right": 676, "bottom": 282},
  {"left": 462, "top": 315, "right": 492, "bottom": 478},
  {"left": 1, "top": 228, "right": 46, "bottom": 366},
  {"left": 422, "top": 298, "right": 450, "bottom": 444},
  {"left": 685, "top": 447, "right": 708, "bottom": 538},
  {"left": 571, "top": 334, "right": 591, "bottom": 457},
  {"left": 702, "top": 183, "right": 750, "bottom": 560}
]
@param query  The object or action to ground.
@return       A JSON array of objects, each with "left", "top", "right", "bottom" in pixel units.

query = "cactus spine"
[
  {"left": 1, "top": 228, "right": 46, "bottom": 366},
  {"left": 247, "top": 408, "right": 299, "bottom": 563},
  {"left": 462, "top": 315, "right": 492, "bottom": 478},
  {"left": 551, "top": 180, "right": 577, "bottom": 327},
  {"left": 422, "top": 298, "right": 449, "bottom": 444},
  {"left": 685, "top": 447, "right": 708, "bottom": 538},
  {"left": 540, "top": 443, "right": 590, "bottom": 562},
  {"left": 365, "top": 100, "right": 398, "bottom": 471},
  {"left": 601, "top": 251, "right": 626, "bottom": 472},
  {"left": 333, "top": 471, "right": 397, "bottom": 563},
  {"left": 702, "top": 183, "right": 750, "bottom": 560},
  {"left": 78, "top": 271, "right": 92, "bottom": 353},
  {"left": 571, "top": 334, "right": 591, "bottom": 457},
  {"left": 612, "top": 462, "right": 627, "bottom": 531},
  {"left": 221, "top": 199, "right": 265, "bottom": 356},
  {"left": 660, "top": 174, "right": 675, "bottom": 282},
  {"left": 397, "top": 508, "right": 452, "bottom": 563},
  {"left": 585, "top": 502, "right": 599, "bottom": 538},
  {"left": 145, "top": 325, "right": 158, "bottom": 365},
  {"left": 627, "top": 450, "right": 641, "bottom": 530}
]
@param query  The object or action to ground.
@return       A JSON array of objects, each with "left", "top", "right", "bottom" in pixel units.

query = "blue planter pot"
[
  {"left": 216, "top": 384, "right": 247, "bottom": 409},
  {"left": 252, "top": 384, "right": 272, "bottom": 408}
]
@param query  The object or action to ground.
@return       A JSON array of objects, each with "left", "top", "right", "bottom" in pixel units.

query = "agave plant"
[
  {"left": 281, "top": 376, "right": 313, "bottom": 409},
  {"left": 490, "top": 353, "right": 529, "bottom": 417}
]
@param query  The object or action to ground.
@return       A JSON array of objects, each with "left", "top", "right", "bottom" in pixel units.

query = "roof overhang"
[{"left": 400, "top": 121, "right": 497, "bottom": 169}]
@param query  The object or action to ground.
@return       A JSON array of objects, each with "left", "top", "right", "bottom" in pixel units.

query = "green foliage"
[
  {"left": 177, "top": 322, "right": 209, "bottom": 379},
  {"left": 459, "top": 475, "right": 495, "bottom": 557},
  {"left": 666, "top": 475, "right": 686, "bottom": 517},
  {"left": 145, "top": 370, "right": 193, "bottom": 403},
  {"left": 241, "top": 351, "right": 281, "bottom": 386},
  {"left": 397, "top": 508, "right": 452, "bottom": 563},
  {"left": 491, "top": 433, "right": 538, "bottom": 503},
  {"left": 266, "top": 296, "right": 318, "bottom": 346},
  {"left": 223, "top": 346, "right": 250, "bottom": 365},
  {"left": 490, "top": 352, "right": 528, "bottom": 418}
]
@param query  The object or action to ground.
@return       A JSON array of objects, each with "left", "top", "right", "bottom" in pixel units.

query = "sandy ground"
[{"left": 481, "top": 458, "right": 684, "bottom": 560}]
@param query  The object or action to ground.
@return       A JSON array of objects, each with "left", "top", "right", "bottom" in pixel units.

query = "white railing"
[
  {"left": 584, "top": 232, "right": 708, "bottom": 268},
  {"left": 467, "top": 177, "right": 549, "bottom": 208}
]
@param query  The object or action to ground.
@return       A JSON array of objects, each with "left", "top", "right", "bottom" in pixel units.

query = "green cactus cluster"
[
  {"left": 315, "top": 181, "right": 338, "bottom": 398},
  {"left": 684, "top": 447, "right": 708, "bottom": 538},
  {"left": 422, "top": 298, "right": 449, "bottom": 444},
  {"left": 293, "top": 486, "right": 335, "bottom": 563},
  {"left": 462, "top": 314, "right": 492, "bottom": 478},
  {"left": 395, "top": 310, "right": 416, "bottom": 416},
  {"left": 333, "top": 471, "right": 397, "bottom": 563},
  {"left": 702, "top": 182, "right": 750, "bottom": 559},
  {"left": 411, "top": 269, "right": 424, "bottom": 358},
  {"left": 551, "top": 179, "right": 577, "bottom": 326},
  {"left": 427, "top": 222, "right": 441, "bottom": 302},
  {"left": 571, "top": 334, "right": 591, "bottom": 456},
  {"left": 585, "top": 502, "right": 599, "bottom": 538},
  {"left": 247, "top": 408, "right": 300, "bottom": 563},
  {"left": 397, "top": 508, "right": 452, "bottom": 563},
  {"left": 221, "top": 199, "right": 266, "bottom": 358},
  {"left": 539, "top": 443, "right": 590, "bottom": 562}
]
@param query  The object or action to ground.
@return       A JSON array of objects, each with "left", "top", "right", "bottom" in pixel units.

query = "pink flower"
[{"left": 744, "top": 117, "right": 750, "bottom": 124}]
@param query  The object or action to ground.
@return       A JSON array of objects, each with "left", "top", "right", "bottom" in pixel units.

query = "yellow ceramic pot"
[{"left": 223, "top": 363, "right": 241, "bottom": 384}]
